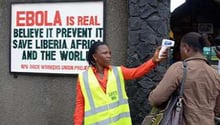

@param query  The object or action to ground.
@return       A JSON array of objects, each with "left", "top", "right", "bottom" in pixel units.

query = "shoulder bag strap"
[{"left": 179, "top": 60, "right": 188, "bottom": 97}]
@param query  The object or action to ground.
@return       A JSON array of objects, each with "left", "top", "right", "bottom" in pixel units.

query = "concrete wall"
[{"left": 0, "top": 0, "right": 128, "bottom": 125}]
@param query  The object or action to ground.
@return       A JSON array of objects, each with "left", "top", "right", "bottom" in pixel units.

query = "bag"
[
  {"left": 141, "top": 94, "right": 183, "bottom": 125},
  {"left": 141, "top": 107, "right": 164, "bottom": 125},
  {"left": 142, "top": 61, "right": 187, "bottom": 125},
  {"left": 159, "top": 92, "right": 183, "bottom": 125}
]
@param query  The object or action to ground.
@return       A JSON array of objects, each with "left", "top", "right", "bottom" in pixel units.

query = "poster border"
[{"left": 9, "top": 0, "right": 106, "bottom": 75}]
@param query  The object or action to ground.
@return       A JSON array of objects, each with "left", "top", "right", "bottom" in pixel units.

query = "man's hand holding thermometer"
[{"left": 158, "top": 39, "right": 175, "bottom": 58}]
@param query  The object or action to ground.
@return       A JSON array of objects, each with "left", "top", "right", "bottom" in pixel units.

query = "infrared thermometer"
[{"left": 158, "top": 39, "right": 175, "bottom": 58}]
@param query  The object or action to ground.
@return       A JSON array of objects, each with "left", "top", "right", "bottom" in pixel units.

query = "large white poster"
[{"left": 10, "top": 1, "right": 104, "bottom": 74}]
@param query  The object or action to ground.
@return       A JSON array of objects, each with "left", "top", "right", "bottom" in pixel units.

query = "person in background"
[
  {"left": 215, "top": 46, "right": 220, "bottom": 59},
  {"left": 149, "top": 32, "right": 220, "bottom": 125},
  {"left": 214, "top": 43, "right": 220, "bottom": 125},
  {"left": 215, "top": 46, "right": 220, "bottom": 75},
  {"left": 73, "top": 41, "right": 167, "bottom": 125},
  {"left": 201, "top": 33, "right": 212, "bottom": 47}
]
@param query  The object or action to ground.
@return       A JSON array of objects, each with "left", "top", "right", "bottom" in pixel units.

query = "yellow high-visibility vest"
[{"left": 79, "top": 66, "right": 132, "bottom": 125}]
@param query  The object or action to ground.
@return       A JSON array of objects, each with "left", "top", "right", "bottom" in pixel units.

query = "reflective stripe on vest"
[
  {"left": 80, "top": 66, "right": 132, "bottom": 125},
  {"left": 93, "top": 112, "right": 131, "bottom": 125}
]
